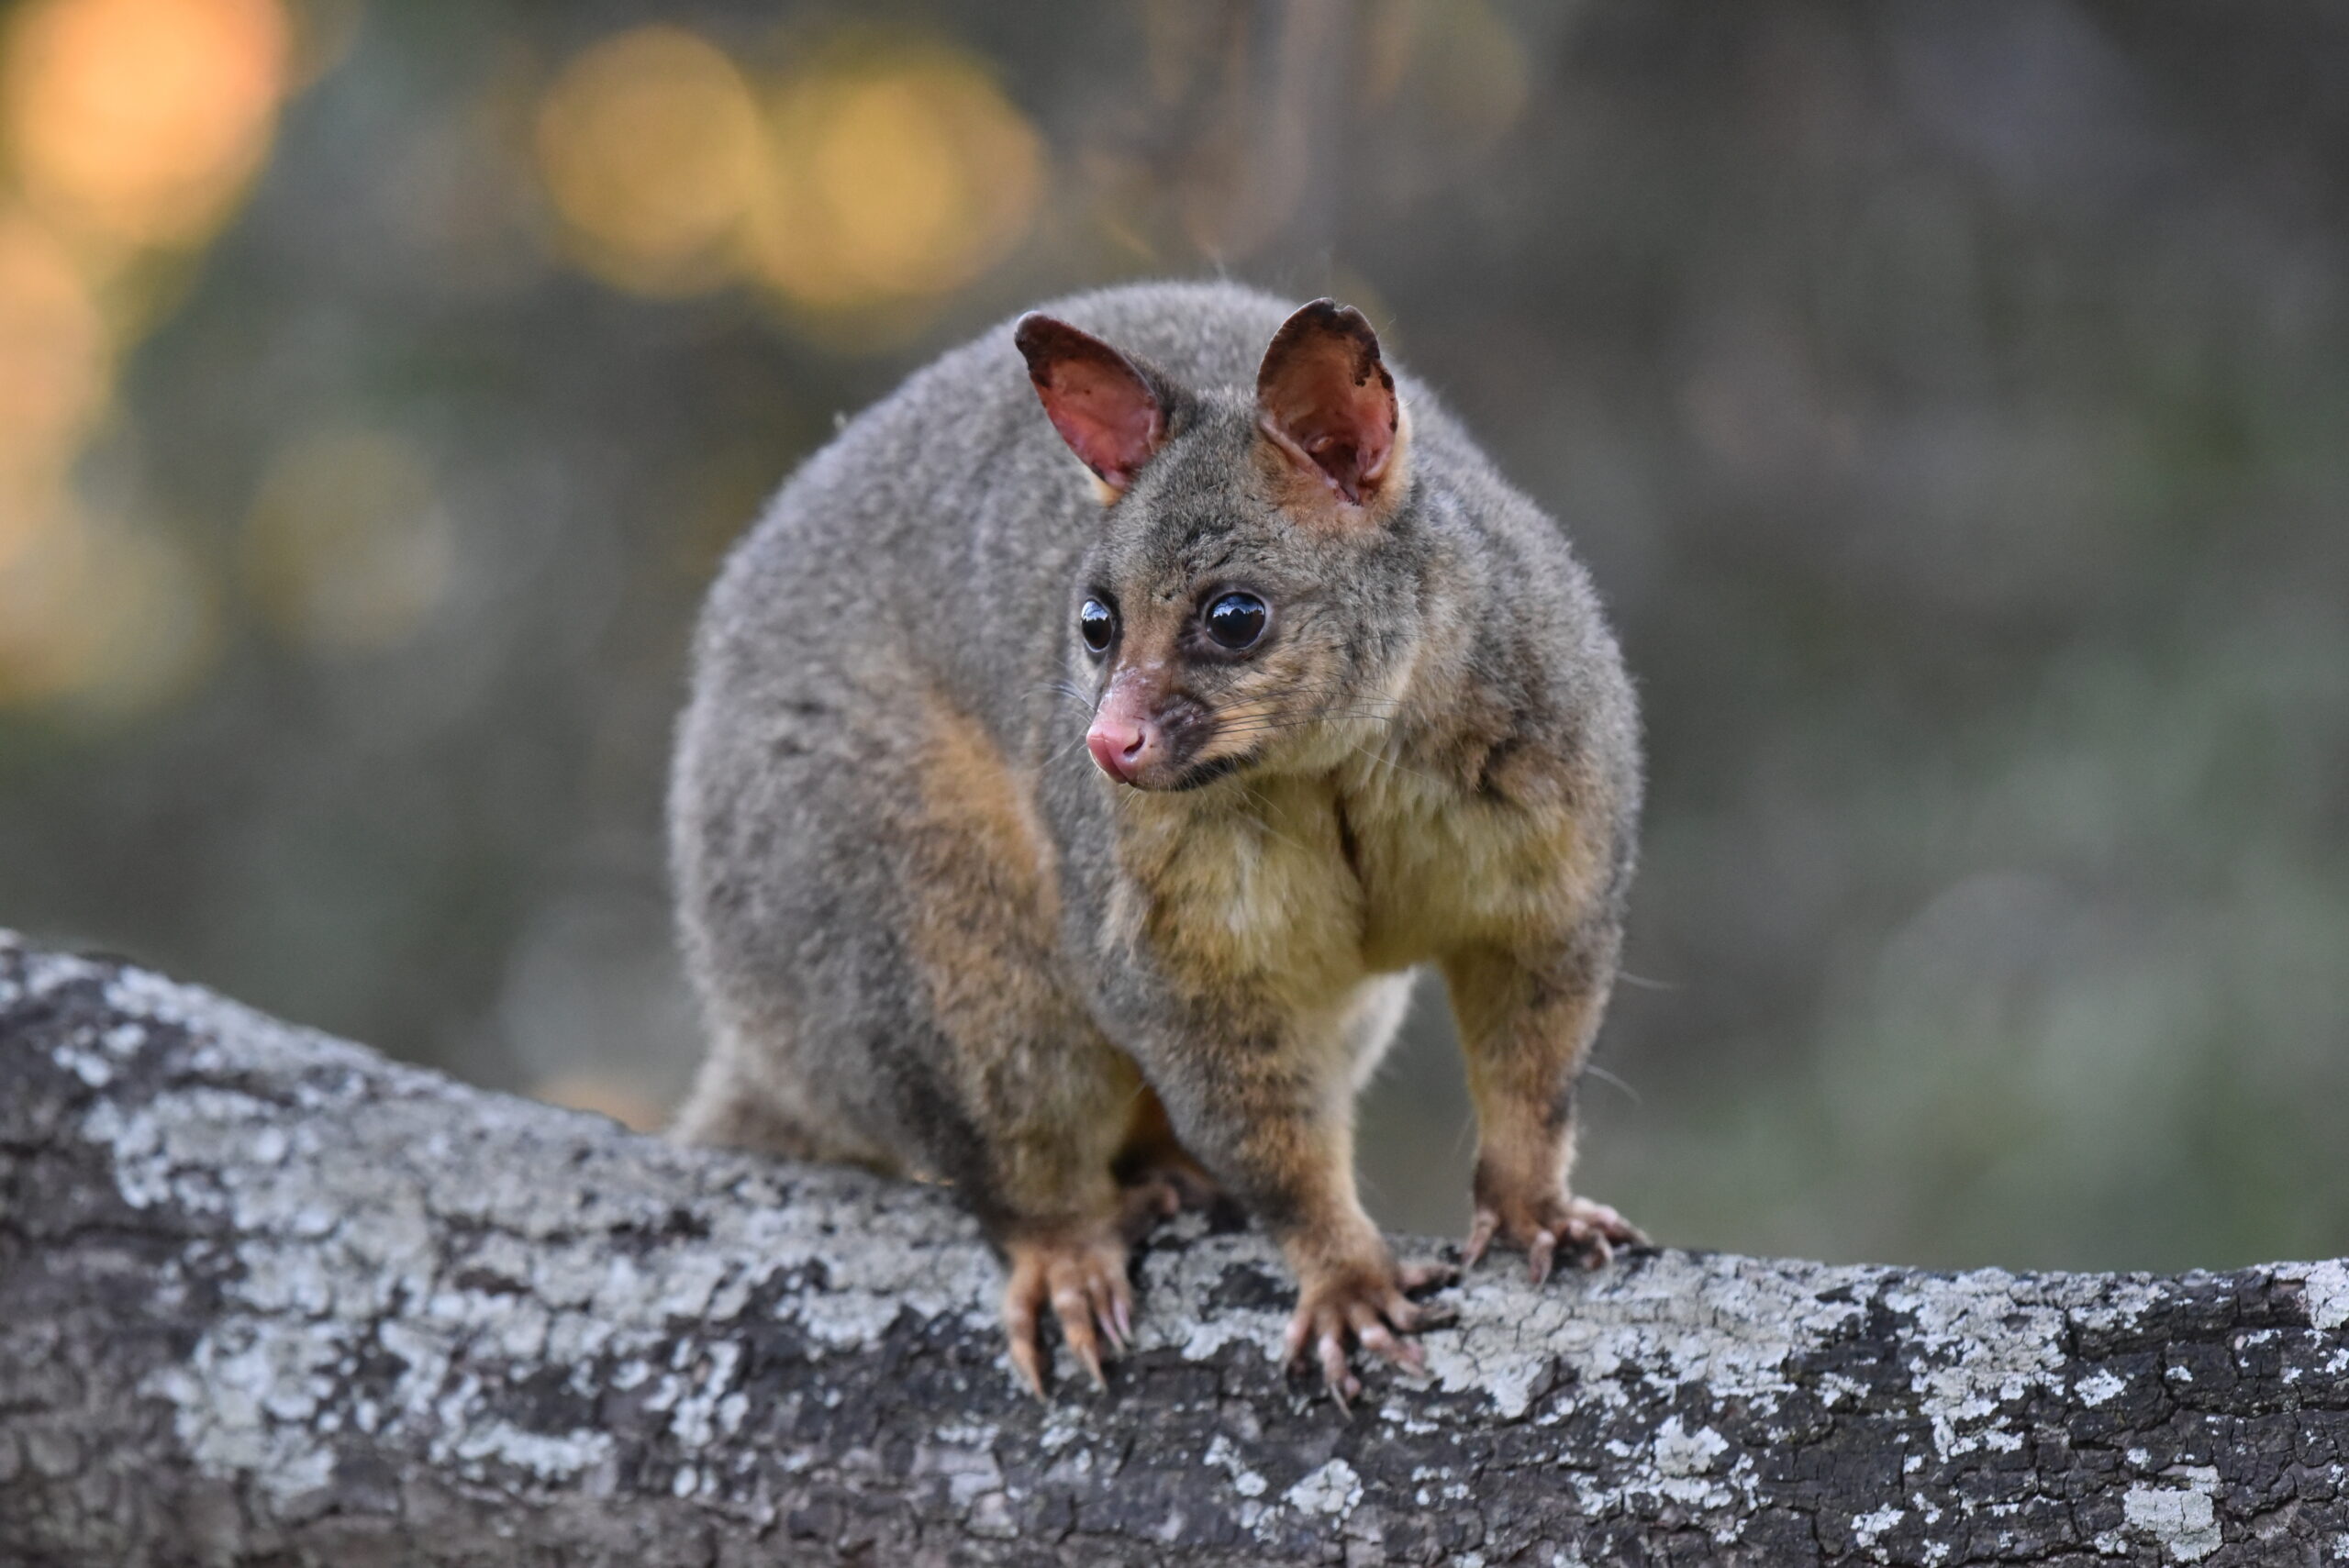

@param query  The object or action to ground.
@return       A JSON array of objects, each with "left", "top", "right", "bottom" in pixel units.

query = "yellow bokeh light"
[
  {"left": 242, "top": 428, "right": 453, "bottom": 655},
  {"left": 747, "top": 47, "right": 1043, "bottom": 314},
  {"left": 529, "top": 26, "right": 1044, "bottom": 321},
  {"left": 0, "top": 210, "right": 110, "bottom": 566},
  {"left": 0, "top": 504, "right": 103, "bottom": 705},
  {"left": 534, "top": 26, "right": 765, "bottom": 296},
  {"left": 1, "top": 0, "right": 292, "bottom": 249},
  {"left": 0, "top": 502, "right": 217, "bottom": 716}
]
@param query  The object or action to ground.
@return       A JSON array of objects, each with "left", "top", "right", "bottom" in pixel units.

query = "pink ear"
[
  {"left": 1255, "top": 299, "right": 1399, "bottom": 506},
  {"left": 1014, "top": 314, "right": 1165, "bottom": 494}
]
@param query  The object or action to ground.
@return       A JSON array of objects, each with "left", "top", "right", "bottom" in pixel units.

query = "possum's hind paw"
[
  {"left": 1116, "top": 1149, "right": 1230, "bottom": 1240},
  {"left": 1001, "top": 1229, "right": 1133, "bottom": 1397}
]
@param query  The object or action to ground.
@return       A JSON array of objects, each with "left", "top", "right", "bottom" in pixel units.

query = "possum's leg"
[
  {"left": 892, "top": 701, "right": 1153, "bottom": 1396},
  {"left": 1442, "top": 933, "right": 1647, "bottom": 1283},
  {"left": 687, "top": 917, "right": 1139, "bottom": 1398},
  {"left": 677, "top": 677, "right": 1146, "bottom": 1394},
  {"left": 916, "top": 979, "right": 1141, "bottom": 1395},
  {"left": 938, "top": 1032, "right": 1143, "bottom": 1396},
  {"left": 1137, "top": 998, "right": 1456, "bottom": 1406}
]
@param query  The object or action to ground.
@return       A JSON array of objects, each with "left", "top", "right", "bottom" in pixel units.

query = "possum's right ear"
[
  {"left": 1255, "top": 298, "right": 1405, "bottom": 519},
  {"left": 1014, "top": 314, "right": 1165, "bottom": 498}
]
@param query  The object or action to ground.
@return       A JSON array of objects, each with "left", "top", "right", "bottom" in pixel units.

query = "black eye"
[
  {"left": 1078, "top": 598, "right": 1116, "bottom": 654},
  {"left": 1203, "top": 592, "right": 1268, "bottom": 651}
]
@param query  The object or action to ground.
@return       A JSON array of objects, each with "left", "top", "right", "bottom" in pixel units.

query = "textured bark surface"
[{"left": 4, "top": 930, "right": 2346, "bottom": 1566}]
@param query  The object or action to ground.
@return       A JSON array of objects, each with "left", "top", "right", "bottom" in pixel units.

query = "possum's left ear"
[
  {"left": 1014, "top": 314, "right": 1166, "bottom": 496},
  {"left": 1255, "top": 298, "right": 1408, "bottom": 516}
]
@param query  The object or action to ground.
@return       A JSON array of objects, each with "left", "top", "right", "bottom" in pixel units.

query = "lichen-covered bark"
[{"left": 2, "top": 931, "right": 2345, "bottom": 1566}]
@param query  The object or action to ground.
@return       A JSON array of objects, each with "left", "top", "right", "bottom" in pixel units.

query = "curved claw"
[
  {"left": 1005, "top": 1285, "right": 1046, "bottom": 1396},
  {"left": 1464, "top": 1193, "right": 1645, "bottom": 1284},
  {"left": 1281, "top": 1313, "right": 1324, "bottom": 1378},
  {"left": 1463, "top": 1209, "right": 1500, "bottom": 1271},
  {"left": 1348, "top": 1299, "right": 1425, "bottom": 1373},
  {"left": 1284, "top": 1255, "right": 1459, "bottom": 1407},
  {"left": 1317, "top": 1329, "right": 1358, "bottom": 1407},
  {"left": 1397, "top": 1258, "right": 1461, "bottom": 1296},
  {"left": 1566, "top": 1197, "right": 1648, "bottom": 1251},
  {"left": 1001, "top": 1231, "right": 1133, "bottom": 1397}
]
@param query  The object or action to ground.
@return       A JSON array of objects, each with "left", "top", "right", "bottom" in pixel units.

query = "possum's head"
[{"left": 1017, "top": 299, "right": 1430, "bottom": 792}]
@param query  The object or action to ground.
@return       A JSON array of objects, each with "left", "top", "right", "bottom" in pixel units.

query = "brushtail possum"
[{"left": 670, "top": 282, "right": 1643, "bottom": 1401}]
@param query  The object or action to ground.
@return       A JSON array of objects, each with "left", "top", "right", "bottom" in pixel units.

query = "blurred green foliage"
[{"left": 2, "top": 0, "right": 2343, "bottom": 1273}]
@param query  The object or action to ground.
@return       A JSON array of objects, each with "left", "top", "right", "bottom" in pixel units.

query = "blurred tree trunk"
[{"left": 3, "top": 930, "right": 2343, "bottom": 1566}]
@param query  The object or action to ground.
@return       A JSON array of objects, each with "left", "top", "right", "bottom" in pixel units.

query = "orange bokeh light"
[
  {"left": 0, "top": 211, "right": 108, "bottom": 556},
  {"left": 2, "top": 0, "right": 292, "bottom": 249},
  {"left": 530, "top": 26, "right": 1045, "bottom": 320}
]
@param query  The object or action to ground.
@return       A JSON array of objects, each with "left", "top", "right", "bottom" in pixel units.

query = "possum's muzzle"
[{"left": 1085, "top": 682, "right": 1220, "bottom": 790}]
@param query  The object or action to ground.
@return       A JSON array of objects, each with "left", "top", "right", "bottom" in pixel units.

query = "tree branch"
[{"left": 2, "top": 929, "right": 2343, "bottom": 1565}]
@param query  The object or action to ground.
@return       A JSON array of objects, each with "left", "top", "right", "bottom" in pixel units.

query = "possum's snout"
[{"left": 1086, "top": 671, "right": 1165, "bottom": 785}]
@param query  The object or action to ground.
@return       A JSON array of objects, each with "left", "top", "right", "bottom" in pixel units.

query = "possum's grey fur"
[{"left": 669, "top": 280, "right": 1642, "bottom": 1396}]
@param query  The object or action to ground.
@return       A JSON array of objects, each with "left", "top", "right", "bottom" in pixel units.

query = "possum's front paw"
[
  {"left": 1001, "top": 1228, "right": 1133, "bottom": 1396},
  {"left": 1282, "top": 1251, "right": 1458, "bottom": 1409},
  {"left": 1464, "top": 1188, "right": 1647, "bottom": 1284}
]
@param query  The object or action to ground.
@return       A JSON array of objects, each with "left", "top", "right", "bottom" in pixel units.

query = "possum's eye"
[
  {"left": 1203, "top": 592, "right": 1268, "bottom": 651},
  {"left": 1078, "top": 598, "right": 1116, "bottom": 654}
]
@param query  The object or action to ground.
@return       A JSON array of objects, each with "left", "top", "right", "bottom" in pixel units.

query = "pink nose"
[{"left": 1086, "top": 715, "right": 1151, "bottom": 784}]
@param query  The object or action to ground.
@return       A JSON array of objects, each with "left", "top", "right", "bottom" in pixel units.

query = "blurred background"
[{"left": 2, "top": 0, "right": 2343, "bottom": 1274}]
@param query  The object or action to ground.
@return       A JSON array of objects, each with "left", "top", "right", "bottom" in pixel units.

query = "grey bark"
[{"left": 2, "top": 930, "right": 2343, "bottom": 1567}]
